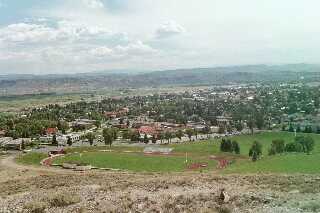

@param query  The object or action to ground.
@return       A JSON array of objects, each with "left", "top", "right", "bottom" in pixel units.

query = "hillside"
[{"left": 1, "top": 64, "right": 320, "bottom": 96}]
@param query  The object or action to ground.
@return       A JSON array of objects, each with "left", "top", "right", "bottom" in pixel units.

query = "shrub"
[
  {"left": 295, "top": 136, "right": 315, "bottom": 154},
  {"left": 220, "top": 139, "right": 232, "bottom": 152},
  {"left": 47, "top": 192, "right": 81, "bottom": 207},
  {"left": 221, "top": 139, "right": 240, "bottom": 154},
  {"left": 249, "top": 141, "right": 262, "bottom": 161},
  {"left": 24, "top": 201, "right": 47, "bottom": 213},
  {"left": 217, "top": 206, "right": 232, "bottom": 213},
  {"left": 232, "top": 141, "right": 240, "bottom": 154},
  {"left": 285, "top": 142, "right": 303, "bottom": 152},
  {"left": 268, "top": 139, "right": 285, "bottom": 155}
]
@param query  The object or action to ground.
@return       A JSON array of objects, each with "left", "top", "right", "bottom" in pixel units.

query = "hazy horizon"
[{"left": 1, "top": 0, "right": 320, "bottom": 74}]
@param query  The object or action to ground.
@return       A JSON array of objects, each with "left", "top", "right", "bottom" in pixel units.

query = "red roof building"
[
  {"left": 46, "top": 127, "right": 58, "bottom": 135},
  {"left": 138, "top": 126, "right": 156, "bottom": 135}
]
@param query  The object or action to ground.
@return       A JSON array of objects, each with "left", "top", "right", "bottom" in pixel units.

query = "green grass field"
[
  {"left": 17, "top": 131, "right": 320, "bottom": 173},
  {"left": 16, "top": 153, "right": 48, "bottom": 166},
  {"left": 53, "top": 152, "right": 216, "bottom": 172},
  {"left": 224, "top": 153, "right": 320, "bottom": 174}
]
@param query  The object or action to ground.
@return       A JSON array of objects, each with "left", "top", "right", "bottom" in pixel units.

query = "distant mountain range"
[{"left": 1, "top": 64, "right": 320, "bottom": 96}]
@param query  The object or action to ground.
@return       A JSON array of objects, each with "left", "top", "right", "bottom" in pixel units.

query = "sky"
[{"left": 0, "top": 0, "right": 320, "bottom": 74}]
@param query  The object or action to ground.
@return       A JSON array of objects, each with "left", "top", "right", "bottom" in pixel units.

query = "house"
[
  {"left": 0, "top": 137, "right": 13, "bottom": 146},
  {"left": 46, "top": 127, "right": 58, "bottom": 136},
  {"left": 210, "top": 126, "right": 220, "bottom": 133},
  {"left": 104, "top": 107, "right": 129, "bottom": 119},
  {"left": 2, "top": 138, "right": 31, "bottom": 150},
  {"left": 72, "top": 119, "right": 95, "bottom": 130},
  {"left": 39, "top": 136, "right": 53, "bottom": 144},
  {"left": 138, "top": 126, "right": 156, "bottom": 135},
  {"left": 216, "top": 116, "right": 232, "bottom": 128},
  {"left": 56, "top": 133, "right": 81, "bottom": 145}
]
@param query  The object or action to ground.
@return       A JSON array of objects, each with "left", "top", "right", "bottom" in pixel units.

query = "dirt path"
[{"left": 0, "top": 154, "right": 77, "bottom": 182}]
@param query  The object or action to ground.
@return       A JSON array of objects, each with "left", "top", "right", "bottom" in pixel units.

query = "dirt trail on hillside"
[{"left": 0, "top": 154, "right": 320, "bottom": 212}]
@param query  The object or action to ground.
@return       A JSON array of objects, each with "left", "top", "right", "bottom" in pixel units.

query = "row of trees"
[
  {"left": 220, "top": 138, "right": 240, "bottom": 154},
  {"left": 269, "top": 136, "right": 315, "bottom": 155},
  {"left": 248, "top": 135, "right": 315, "bottom": 162},
  {"left": 287, "top": 124, "right": 320, "bottom": 134}
]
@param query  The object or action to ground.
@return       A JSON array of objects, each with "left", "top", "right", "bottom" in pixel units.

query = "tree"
[
  {"left": 21, "top": 140, "right": 25, "bottom": 150},
  {"left": 232, "top": 140, "right": 240, "bottom": 154},
  {"left": 151, "top": 135, "right": 157, "bottom": 144},
  {"left": 255, "top": 113, "right": 264, "bottom": 130},
  {"left": 295, "top": 136, "right": 315, "bottom": 154},
  {"left": 304, "top": 125, "right": 313, "bottom": 133},
  {"left": 285, "top": 142, "right": 303, "bottom": 152},
  {"left": 296, "top": 124, "right": 301, "bottom": 133},
  {"left": 249, "top": 141, "right": 262, "bottom": 161},
  {"left": 203, "top": 126, "right": 211, "bottom": 137},
  {"left": 218, "top": 126, "right": 225, "bottom": 134},
  {"left": 103, "top": 128, "right": 114, "bottom": 147},
  {"left": 288, "top": 123, "right": 294, "bottom": 132},
  {"left": 268, "top": 139, "right": 285, "bottom": 155},
  {"left": 130, "top": 131, "right": 140, "bottom": 142},
  {"left": 165, "top": 131, "right": 172, "bottom": 144},
  {"left": 159, "top": 132, "right": 165, "bottom": 144},
  {"left": 111, "top": 128, "right": 118, "bottom": 140},
  {"left": 94, "top": 120, "right": 101, "bottom": 128},
  {"left": 235, "top": 122, "right": 243, "bottom": 132},
  {"left": 67, "top": 136, "right": 72, "bottom": 146},
  {"left": 185, "top": 128, "right": 194, "bottom": 141},
  {"left": 52, "top": 134, "right": 58, "bottom": 146},
  {"left": 143, "top": 134, "right": 149, "bottom": 144},
  {"left": 176, "top": 130, "right": 184, "bottom": 141},
  {"left": 247, "top": 118, "right": 255, "bottom": 134},
  {"left": 122, "top": 129, "right": 131, "bottom": 140},
  {"left": 57, "top": 120, "right": 69, "bottom": 134},
  {"left": 86, "top": 132, "right": 95, "bottom": 146},
  {"left": 220, "top": 138, "right": 233, "bottom": 152}
]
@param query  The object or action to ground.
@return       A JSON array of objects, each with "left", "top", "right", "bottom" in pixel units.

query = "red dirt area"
[
  {"left": 187, "top": 162, "right": 208, "bottom": 170},
  {"left": 42, "top": 158, "right": 53, "bottom": 166}
]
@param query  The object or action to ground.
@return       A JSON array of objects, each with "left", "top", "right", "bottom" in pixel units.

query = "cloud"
[
  {"left": 0, "top": 21, "right": 112, "bottom": 44},
  {"left": 89, "top": 46, "right": 113, "bottom": 57},
  {"left": 82, "top": 0, "right": 104, "bottom": 9},
  {"left": 155, "top": 21, "right": 186, "bottom": 39},
  {"left": 88, "top": 40, "right": 157, "bottom": 59},
  {"left": 115, "top": 40, "right": 157, "bottom": 55},
  {"left": 0, "top": 23, "right": 57, "bottom": 43}
]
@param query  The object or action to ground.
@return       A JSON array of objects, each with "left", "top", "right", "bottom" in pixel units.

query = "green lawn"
[
  {"left": 169, "top": 131, "right": 320, "bottom": 156},
  {"left": 53, "top": 152, "right": 216, "bottom": 172},
  {"left": 224, "top": 153, "right": 320, "bottom": 174},
  {"left": 230, "top": 131, "right": 320, "bottom": 155},
  {"left": 169, "top": 140, "right": 220, "bottom": 155},
  {"left": 16, "top": 153, "right": 48, "bottom": 166},
  {"left": 17, "top": 131, "right": 320, "bottom": 173}
]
